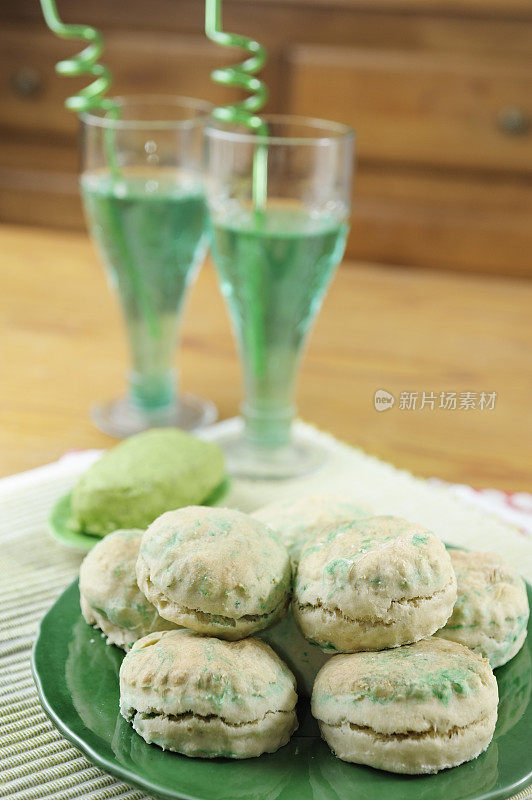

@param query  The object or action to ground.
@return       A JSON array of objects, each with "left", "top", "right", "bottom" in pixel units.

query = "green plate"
[
  {"left": 32, "top": 580, "right": 532, "bottom": 800},
  {"left": 48, "top": 478, "right": 231, "bottom": 552}
]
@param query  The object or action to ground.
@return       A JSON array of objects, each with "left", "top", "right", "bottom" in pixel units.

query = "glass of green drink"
[
  {"left": 206, "top": 115, "right": 355, "bottom": 479},
  {"left": 80, "top": 96, "right": 217, "bottom": 437}
]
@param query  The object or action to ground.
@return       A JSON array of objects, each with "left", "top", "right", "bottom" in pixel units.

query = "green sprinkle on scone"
[
  {"left": 312, "top": 638, "right": 498, "bottom": 774},
  {"left": 136, "top": 506, "right": 292, "bottom": 640},
  {"left": 293, "top": 516, "right": 456, "bottom": 653},
  {"left": 119, "top": 630, "right": 298, "bottom": 759},
  {"left": 437, "top": 550, "right": 529, "bottom": 667},
  {"left": 252, "top": 494, "right": 372, "bottom": 564},
  {"left": 79, "top": 529, "right": 178, "bottom": 650}
]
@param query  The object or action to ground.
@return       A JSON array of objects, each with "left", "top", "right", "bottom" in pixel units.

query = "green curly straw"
[
  {"left": 40, "top": 0, "right": 119, "bottom": 173},
  {"left": 205, "top": 0, "right": 271, "bottom": 379},
  {"left": 205, "top": 0, "right": 269, "bottom": 211},
  {"left": 39, "top": 0, "right": 160, "bottom": 338}
]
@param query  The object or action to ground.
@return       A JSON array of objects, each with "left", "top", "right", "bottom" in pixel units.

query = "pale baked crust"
[
  {"left": 294, "top": 515, "right": 456, "bottom": 652},
  {"left": 318, "top": 710, "right": 497, "bottom": 774},
  {"left": 312, "top": 638, "right": 498, "bottom": 774},
  {"left": 253, "top": 494, "right": 372, "bottom": 564},
  {"left": 293, "top": 578, "right": 457, "bottom": 653},
  {"left": 79, "top": 528, "right": 177, "bottom": 650},
  {"left": 119, "top": 629, "right": 298, "bottom": 758},
  {"left": 436, "top": 550, "right": 529, "bottom": 667},
  {"left": 129, "top": 710, "right": 297, "bottom": 759},
  {"left": 136, "top": 507, "right": 292, "bottom": 639}
]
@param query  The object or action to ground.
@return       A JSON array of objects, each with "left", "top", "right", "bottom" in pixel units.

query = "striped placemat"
[{"left": 1, "top": 419, "right": 531, "bottom": 800}]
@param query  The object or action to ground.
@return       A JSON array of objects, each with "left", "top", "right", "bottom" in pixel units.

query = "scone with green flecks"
[
  {"left": 293, "top": 515, "right": 457, "bottom": 653},
  {"left": 70, "top": 428, "right": 225, "bottom": 537},
  {"left": 436, "top": 550, "right": 529, "bottom": 668},
  {"left": 120, "top": 629, "right": 298, "bottom": 758},
  {"left": 252, "top": 494, "right": 372, "bottom": 565},
  {"left": 136, "top": 506, "right": 292, "bottom": 640},
  {"left": 79, "top": 529, "right": 178, "bottom": 650},
  {"left": 312, "top": 637, "right": 498, "bottom": 774}
]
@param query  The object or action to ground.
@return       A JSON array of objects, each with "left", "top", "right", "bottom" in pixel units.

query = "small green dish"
[
  {"left": 48, "top": 478, "right": 231, "bottom": 552},
  {"left": 32, "top": 580, "right": 532, "bottom": 800}
]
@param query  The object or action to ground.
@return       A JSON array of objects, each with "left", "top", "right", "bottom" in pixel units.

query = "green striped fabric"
[{"left": 0, "top": 467, "right": 152, "bottom": 800}]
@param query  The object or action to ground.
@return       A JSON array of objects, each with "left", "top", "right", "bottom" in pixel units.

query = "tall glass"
[
  {"left": 206, "top": 115, "right": 355, "bottom": 479},
  {"left": 80, "top": 96, "right": 217, "bottom": 437}
]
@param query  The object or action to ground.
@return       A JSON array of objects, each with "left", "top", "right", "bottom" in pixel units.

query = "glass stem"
[
  {"left": 129, "top": 368, "right": 177, "bottom": 414},
  {"left": 241, "top": 361, "right": 298, "bottom": 448},
  {"left": 125, "top": 312, "right": 180, "bottom": 416},
  {"left": 242, "top": 400, "right": 295, "bottom": 448}
]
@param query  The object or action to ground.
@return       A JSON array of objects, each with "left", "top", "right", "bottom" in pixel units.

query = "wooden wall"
[{"left": 2, "top": 0, "right": 532, "bottom": 276}]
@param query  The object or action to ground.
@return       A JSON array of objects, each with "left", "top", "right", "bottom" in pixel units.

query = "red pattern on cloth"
[{"left": 430, "top": 480, "right": 532, "bottom": 539}]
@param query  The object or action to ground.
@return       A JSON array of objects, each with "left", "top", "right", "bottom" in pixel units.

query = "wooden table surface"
[{"left": 1, "top": 223, "right": 531, "bottom": 489}]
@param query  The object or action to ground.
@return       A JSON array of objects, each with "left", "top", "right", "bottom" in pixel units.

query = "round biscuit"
[
  {"left": 436, "top": 550, "right": 529, "bottom": 668},
  {"left": 253, "top": 494, "right": 371, "bottom": 565},
  {"left": 119, "top": 629, "right": 298, "bottom": 758},
  {"left": 79, "top": 528, "right": 177, "bottom": 650},
  {"left": 136, "top": 506, "right": 291, "bottom": 639},
  {"left": 312, "top": 637, "right": 498, "bottom": 774},
  {"left": 294, "top": 515, "right": 456, "bottom": 652}
]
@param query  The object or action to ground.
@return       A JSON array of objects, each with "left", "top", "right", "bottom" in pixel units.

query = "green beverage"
[
  {"left": 211, "top": 204, "right": 348, "bottom": 445},
  {"left": 81, "top": 171, "right": 207, "bottom": 412}
]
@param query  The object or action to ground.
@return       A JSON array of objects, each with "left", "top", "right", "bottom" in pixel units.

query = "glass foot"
[
  {"left": 90, "top": 393, "right": 217, "bottom": 438},
  {"left": 218, "top": 426, "right": 327, "bottom": 480}
]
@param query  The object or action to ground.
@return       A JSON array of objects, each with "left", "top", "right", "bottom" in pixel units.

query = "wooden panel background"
[
  {"left": 287, "top": 46, "right": 532, "bottom": 172},
  {"left": 1, "top": 0, "right": 532, "bottom": 276}
]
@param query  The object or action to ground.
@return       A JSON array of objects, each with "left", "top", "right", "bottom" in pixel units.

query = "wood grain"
[
  {"left": 6, "top": 1, "right": 532, "bottom": 31},
  {"left": 351, "top": 166, "right": 532, "bottom": 277},
  {"left": 1, "top": 224, "right": 531, "bottom": 489},
  {"left": 287, "top": 45, "right": 532, "bottom": 173},
  {"left": 3, "top": 4, "right": 532, "bottom": 275}
]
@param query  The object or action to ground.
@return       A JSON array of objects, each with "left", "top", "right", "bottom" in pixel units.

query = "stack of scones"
[{"left": 79, "top": 494, "right": 529, "bottom": 772}]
